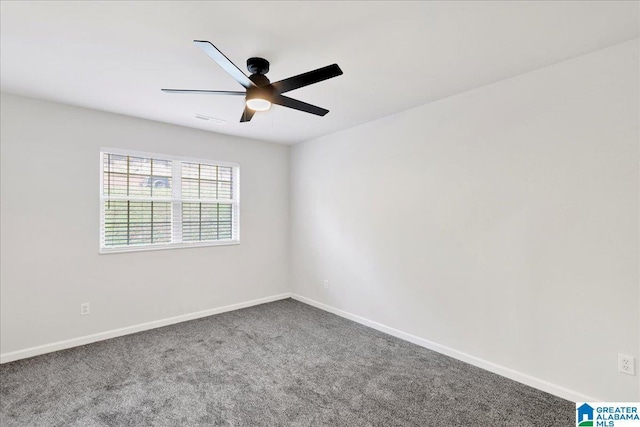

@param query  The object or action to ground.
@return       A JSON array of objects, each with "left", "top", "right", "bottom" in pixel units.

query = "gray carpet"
[{"left": 1, "top": 299, "right": 572, "bottom": 426}]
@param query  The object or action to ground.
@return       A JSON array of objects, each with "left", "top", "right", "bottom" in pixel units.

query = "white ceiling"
[{"left": 1, "top": 1, "right": 638, "bottom": 144}]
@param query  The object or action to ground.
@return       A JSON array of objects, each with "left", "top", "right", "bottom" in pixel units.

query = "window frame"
[{"left": 99, "top": 148, "right": 240, "bottom": 254}]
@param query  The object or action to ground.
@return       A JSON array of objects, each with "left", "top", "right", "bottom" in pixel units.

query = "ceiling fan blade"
[
  {"left": 240, "top": 106, "right": 255, "bottom": 122},
  {"left": 269, "top": 64, "right": 343, "bottom": 94},
  {"left": 271, "top": 95, "right": 329, "bottom": 116},
  {"left": 161, "top": 89, "right": 245, "bottom": 95},
  {"left": 193, "top": 40, "right": 256, "bottom": 89}
]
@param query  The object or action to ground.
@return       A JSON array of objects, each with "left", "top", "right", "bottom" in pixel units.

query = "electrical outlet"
[
  {"left": 80, "top": 303, "right": 90, "bottom": 316},
  {"left": 323, "top": 279, "right": 329, "bottom": 289},
  {"left": 618, "top": 354, "right": 635, "bottom": 376}
]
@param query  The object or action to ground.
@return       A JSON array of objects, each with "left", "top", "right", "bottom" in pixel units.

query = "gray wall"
[
  {"left": 290, "top": 40, "right": 639, "bottom": 401},
  {"left": 0, "top": 94, "right": 290, "bottom": 354}
]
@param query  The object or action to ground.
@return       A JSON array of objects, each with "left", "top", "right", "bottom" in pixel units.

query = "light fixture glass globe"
[{"left": 246, "top": 98, "right": 271, "bottom": 111}]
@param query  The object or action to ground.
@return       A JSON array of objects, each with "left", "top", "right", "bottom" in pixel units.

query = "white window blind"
[{"left": 100, "top": 149, "right": 239, "bottom": 253}]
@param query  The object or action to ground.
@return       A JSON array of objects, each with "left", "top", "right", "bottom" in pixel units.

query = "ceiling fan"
[{"left": 162, "top": 40, "right": 343, "bottom": 122}]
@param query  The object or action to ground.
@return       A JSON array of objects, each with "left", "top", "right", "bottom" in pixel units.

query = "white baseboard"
[
  {"left": 0, "top": 293, "right": 292, "bottom": 364},
  {"left": 1, "top": 291, "right": 601, "bottom": 402},
  {"left": 291, "top": 293, "right": 599, "bottom": 403}
]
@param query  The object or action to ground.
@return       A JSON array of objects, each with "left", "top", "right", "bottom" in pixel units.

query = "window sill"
[{"left": 99, "top": 240, "right": 240, "bottom": 255}]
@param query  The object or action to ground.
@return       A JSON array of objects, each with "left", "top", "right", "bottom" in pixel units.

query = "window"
[{"left": 100, "top": 149, "right": 239, "bottom": 253}]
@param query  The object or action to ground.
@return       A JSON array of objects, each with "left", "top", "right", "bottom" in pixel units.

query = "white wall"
[
  {"left": 290, "top": 40, "right": 639, "bottom": 401},
  {"left": 2, "top": 40, "right": 638, "bottom": 402},
  {"left": 1, "top": 94, "right": 290, "bottom": 356}
]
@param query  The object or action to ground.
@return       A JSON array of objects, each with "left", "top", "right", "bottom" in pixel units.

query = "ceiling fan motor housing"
[
  {"left": 246, "top": 85, "right": 274, "bottom": 101},
  {"left": 249, "top": 74, "right": 270, "bottom": 87}
]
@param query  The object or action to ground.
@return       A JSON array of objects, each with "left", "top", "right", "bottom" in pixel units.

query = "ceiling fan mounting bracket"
[{"left": 247, "top": 57, "right": 269, "bottom": 75}]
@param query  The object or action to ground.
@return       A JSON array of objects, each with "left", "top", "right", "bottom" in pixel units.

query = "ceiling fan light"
[{"left": 246, "top": 98, "right": 271, "bottom": 111}]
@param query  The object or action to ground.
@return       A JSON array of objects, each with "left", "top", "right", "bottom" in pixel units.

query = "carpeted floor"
[{"left": 0, "top": 299, "right": 572, "bottom": 426}]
